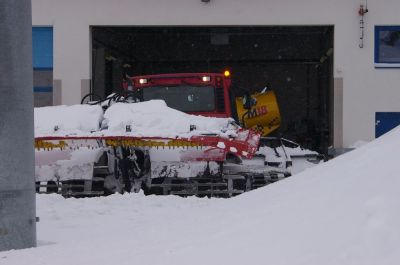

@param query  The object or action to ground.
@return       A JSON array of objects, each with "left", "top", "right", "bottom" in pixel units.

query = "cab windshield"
[{"left": 142, "top": 85, "right": 215, "bottom": 112}]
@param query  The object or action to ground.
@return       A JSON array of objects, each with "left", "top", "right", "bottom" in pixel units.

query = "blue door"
[
  {"left": 32, "top": 27, "right": 53, "bottom": 70},
  {"left": 375, "top": 112, "right": 400, "bottom": 138}
]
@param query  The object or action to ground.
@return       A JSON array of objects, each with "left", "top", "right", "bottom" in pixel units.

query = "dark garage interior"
[{"left": 91, "top": 26, "right": 333, "bottom": 153}]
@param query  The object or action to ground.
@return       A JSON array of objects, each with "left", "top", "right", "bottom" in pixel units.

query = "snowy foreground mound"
[{"left": 4, "top": 127, "right": 400, "bottom": 264}]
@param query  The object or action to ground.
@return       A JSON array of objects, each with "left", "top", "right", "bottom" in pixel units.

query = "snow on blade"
[
  {"left": 102, "top": 100, "right": 237, "bottom": 137},
  {"left": 34, "top": 100, "right": 237, "bottom": 138},
  {"left": 34, "top": 104, "right": 103, "bottom": 137},
  {"left": 217, "top": 141, "right": 226, "bottom": 148}
]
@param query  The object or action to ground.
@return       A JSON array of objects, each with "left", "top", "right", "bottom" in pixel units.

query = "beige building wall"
[{"left": 32, "top": 0, "right": 400, "bottom": 147}]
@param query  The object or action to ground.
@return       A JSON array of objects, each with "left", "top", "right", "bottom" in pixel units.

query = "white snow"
[
  {"left": 285, "top": 145, "right": 319, "bottom": 156},
  {"left": 255, "top": 144, "right": 322, "bottom": 175},
  {"left": 35, "top": 148, "right": 104, "bottom": 181},
  {"left": 16, "top": 105, "right": 399, "bottom": 264},
  {"left": 34, "top": 105, "right": 103, "bottom": 137},
  {"left": 217, "top": 141, "right": 226, "bottom": 149},
  {"left": 34, "top": 100, "right": 238, "bottom": 139},
  {"left": 101, "top": 100, "right": 237, "bottom": 138},
  {"left": 229, "top": 146, "right": 237, "bottom": 153}
]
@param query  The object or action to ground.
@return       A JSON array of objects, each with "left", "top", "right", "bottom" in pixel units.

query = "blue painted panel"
[
  {"left": 375, "top": 112, "right": 400, "bottom": 138},
  {"left": 34, "top": 86, "right": 53, "bottom": 93},
  {"left": 32, "top": 27, "right": 53, "bottom": 69}
]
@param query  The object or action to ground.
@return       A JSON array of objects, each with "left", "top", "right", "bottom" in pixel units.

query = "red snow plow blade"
[{"left": 35, "top": 128, "right": 260, "bottom": 162}]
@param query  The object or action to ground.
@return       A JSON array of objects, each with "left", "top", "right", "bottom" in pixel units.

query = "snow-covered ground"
[{"left": 4, "top": 126, "right": 400, "bottom": 264}]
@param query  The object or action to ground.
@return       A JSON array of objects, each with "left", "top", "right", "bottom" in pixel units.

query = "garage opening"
[{"left": 91, "top": 26, "right": 333, "bottom": 154}]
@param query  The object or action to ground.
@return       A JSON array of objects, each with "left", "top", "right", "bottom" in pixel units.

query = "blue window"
[
  {"left": 375, "top": 26, "right": 400, "bottom": 67},
  {"left": 375, "top": 112, "right": 400, "bottom": 138},
  {"left": 32, "top": 27, "right": 53, "bottom": 70}
]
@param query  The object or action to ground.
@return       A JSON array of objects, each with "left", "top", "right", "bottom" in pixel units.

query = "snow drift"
[{"left": 5, "top": 128, "right": 400, "bottom": 264}]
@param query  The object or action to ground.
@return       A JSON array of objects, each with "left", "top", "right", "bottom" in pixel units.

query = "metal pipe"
[{"left": 0, "top": 0, "right": 36, "bottom": 251}]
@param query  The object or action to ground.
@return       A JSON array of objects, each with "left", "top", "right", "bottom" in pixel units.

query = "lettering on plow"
[
  {"left": 247, "top": 105, "right": 268, "bottom": 118},
  {"left": 35, "top": 140, "right": 68, "bottom": 150},
  {"left": 105, "top": 139, "right": 201, "bottom": 148}
]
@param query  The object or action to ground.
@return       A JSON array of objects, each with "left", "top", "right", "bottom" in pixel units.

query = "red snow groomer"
[
  {"left": 35, "top": 71, "right": 309, "bottom": 197},
  {"left": 34, "top": 98, "right": 262, "bottom": 197}
]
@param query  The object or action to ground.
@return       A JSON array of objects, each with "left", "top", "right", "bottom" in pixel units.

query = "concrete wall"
[{"left": 32, "top": 0, "right": 400, "bottom": 147}]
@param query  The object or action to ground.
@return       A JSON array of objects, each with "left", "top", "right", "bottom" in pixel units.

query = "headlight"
[{"left": 202, "top": 76, "right": 211, "bottom": 82}]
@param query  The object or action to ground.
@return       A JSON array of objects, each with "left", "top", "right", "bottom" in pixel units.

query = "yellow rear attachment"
[{"left": 236, "top": 90, "right": 281, "bottom": 136}]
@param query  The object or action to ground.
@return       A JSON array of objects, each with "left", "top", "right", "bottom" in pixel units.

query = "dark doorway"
[{"left": 91, "top": 26, "right": 333, "bottom": 153}]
